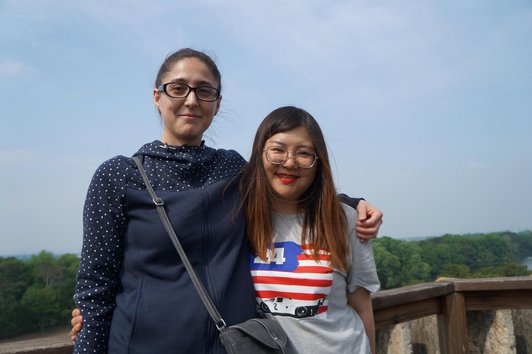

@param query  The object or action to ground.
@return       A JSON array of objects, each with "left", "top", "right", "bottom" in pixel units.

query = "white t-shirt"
[{"left": 249, "top": 203, "right": 380, "bottom": 354}]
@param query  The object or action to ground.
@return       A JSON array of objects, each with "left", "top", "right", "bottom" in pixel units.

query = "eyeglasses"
[
  {"left": 263, "top": 146, "right": 318, "bottom": 169},
  {"left": 158, "top": 82, "right": 221, "bottom": 102}
]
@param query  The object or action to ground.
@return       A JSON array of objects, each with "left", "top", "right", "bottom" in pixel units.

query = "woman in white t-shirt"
[{"left": 240, "top": 106, "right": 380, "bottom": 354}]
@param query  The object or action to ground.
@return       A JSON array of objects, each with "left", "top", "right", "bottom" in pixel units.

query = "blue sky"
[{"left": 1, "top": 0, "right": 531, "bottom": 255}]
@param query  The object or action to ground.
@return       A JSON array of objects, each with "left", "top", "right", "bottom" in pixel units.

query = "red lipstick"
[{"left": 277, "top": 173, "right": 298, "bottom": 184}]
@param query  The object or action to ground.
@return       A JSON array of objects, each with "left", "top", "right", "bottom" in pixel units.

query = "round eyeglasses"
[
  {"left": 263, "top": 146, "right": 318, "bottom": 169},
  {"left": 158, "top": 82, "right": 221, "bottom": 102}
]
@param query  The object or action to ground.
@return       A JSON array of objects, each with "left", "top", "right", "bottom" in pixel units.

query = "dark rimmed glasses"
[
  {"left": 263, "top": 146, "right": 318, "bottom": 169},
  {"left": 158, "top": 82, "right": 220, "bottom": 102}
]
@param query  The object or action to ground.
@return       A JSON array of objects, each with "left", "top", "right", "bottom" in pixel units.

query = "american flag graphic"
[{"left": 250, "top": 241, "right": 333, "bottom": 318}]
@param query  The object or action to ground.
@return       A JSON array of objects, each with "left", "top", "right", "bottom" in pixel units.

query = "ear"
[
  {"left": 214, "top": 95, "right": 222, "bottom": 116},
  {"left": 153, "top": 88, "right": 161, "bottom": 111}
]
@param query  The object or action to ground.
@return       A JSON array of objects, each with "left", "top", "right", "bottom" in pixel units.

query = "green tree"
[
  {"left": 418, "top": 233, "right": 520, "bottom": 278},
  {"left": 373, "top": 237, "right": 430, "bottom": 289},
  {"left": 373, "top": 241, "right": 401, "bottom": 289},
  {"left": 21, "top": 286, "right": 59, "bottom": 331},
  {"left": 473, "top": 263, "right": 530, "bottom": 278},
  {"left": 507, "top": 231, "right": 532, "bottom": 260},
  {"left": 28, "top": 251, "right": 64, "bottom": 289},
  {"left": 439, "top": 263, "right": 470, "bottom": 278},
  {"left": 0, "top": 251, "right": 81, "bottom": 338},
  {"left": 0, "top": 257, "right": 33, "bottom": 338},
  {"left": 55, "top": 253, "right": 79, "bottom": 318},
  {"left": 418, "top": 237, "right": 456, "bottom": 279}
]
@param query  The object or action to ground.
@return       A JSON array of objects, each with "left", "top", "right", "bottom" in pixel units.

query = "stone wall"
[
  {"left": 376, "top": 309, "right": 532, "bottom": 354},
  {"left": 513, "top": 309, "right": 532, "bottom": 354}
]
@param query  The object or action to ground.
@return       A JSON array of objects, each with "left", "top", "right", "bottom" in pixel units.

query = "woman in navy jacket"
[{"left": 73, "top": 48, "right": 383, "bottom": 353}]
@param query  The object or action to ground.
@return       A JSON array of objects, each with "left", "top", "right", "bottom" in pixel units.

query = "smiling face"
[
  {"left": 153, "top": 57, "right": 221, "bottom": 146},
  {"left": 262, "top": 126, "right": 318, "bottom": 213}
]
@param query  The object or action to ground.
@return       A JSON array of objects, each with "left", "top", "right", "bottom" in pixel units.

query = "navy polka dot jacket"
[{"left": 74, "top": 141, "right": 257, "bottom": 353}]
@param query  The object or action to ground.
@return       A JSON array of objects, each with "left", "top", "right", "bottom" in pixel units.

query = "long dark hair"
[{"left": 240, "top": 106, "right": 349, "bottom": 271}]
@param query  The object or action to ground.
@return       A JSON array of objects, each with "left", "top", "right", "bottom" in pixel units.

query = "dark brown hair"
[
  {"left": 154, "top": 48, "right": 222, "bottom": 90},
  {"left": 239, "top": 106, "right": 349, "bottom": 271}
]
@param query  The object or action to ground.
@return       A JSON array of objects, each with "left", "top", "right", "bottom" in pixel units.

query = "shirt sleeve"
[
  {"left": 73, "top": 156, "right": 129, "bottom": 353},
  {"left": 338, "top": 193, "right": 363, "bottom": 210},
  {"left": 342, "top": 204, "right": 381, "bottom": 293}
]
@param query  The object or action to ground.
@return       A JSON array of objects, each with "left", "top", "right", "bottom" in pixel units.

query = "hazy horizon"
[{"left": 2, "top": 229, "right": 531, "bottom": 257}]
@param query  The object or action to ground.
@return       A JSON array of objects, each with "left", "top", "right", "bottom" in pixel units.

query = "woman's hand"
[
  {"left": 69, "top": 308, "right": 83, "bottom": 341},
  {"left": 355, "top": 200, "right": 383, "bottom": 241}
]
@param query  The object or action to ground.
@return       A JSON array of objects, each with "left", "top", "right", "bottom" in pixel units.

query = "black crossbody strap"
[{"left": 131, "top": 156, "right": 227, "bottom": 331}]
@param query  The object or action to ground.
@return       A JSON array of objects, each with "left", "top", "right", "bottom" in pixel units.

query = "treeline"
[
  {"left": 373, "top": 230, "right": 532, "bottom": 289},
  {"left": 0, "top": 251, "right": 79, "bottom": 339}
]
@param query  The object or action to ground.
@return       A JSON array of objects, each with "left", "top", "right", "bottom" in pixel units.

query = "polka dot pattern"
[{"left": 73, "top": 140, "right": 246, "bottom": 353}]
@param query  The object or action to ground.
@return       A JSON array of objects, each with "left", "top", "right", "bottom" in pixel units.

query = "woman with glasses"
[
  {"left": 242, "top": 106, "right": 379, "bottom": 353},
  {"left": 73, "top": 48, "right": 383, "bottom": 353}
]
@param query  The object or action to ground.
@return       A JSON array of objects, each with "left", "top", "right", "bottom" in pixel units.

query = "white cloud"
[
  {"left": 72, "top": 1, "right": 188, "bottom": 55},
  {"left": 194, "top": 1, "right": 531, "bottom": 102},
  {"left": 0, "top": 149, "right": 38, "bottom": 162},
  {"left": 468, "top": 162, "right": 490, "bottom": 171},
  {"left": 177, "top": 1, "right": 460, "bottom": 104},
  {"left": 0, "top": 58, "right": 35, "bottom": 77},
  {"left": 0, "top": 149, "right": 101, "bottom": 170}
]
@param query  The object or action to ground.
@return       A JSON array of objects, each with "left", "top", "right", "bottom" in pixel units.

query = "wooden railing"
[
  {"left": 371, "top": 276, "right": 532, "bottom": 354},
  {"left": 1, "top": 276, "right": 531, "bottom": 354}
]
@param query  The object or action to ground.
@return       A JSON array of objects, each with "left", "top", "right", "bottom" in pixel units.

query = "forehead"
[
  {"left": 163, "top": 57, "right": 218, "bottom": 86},
  {"left": 266, "top": 126, "right": 314, "bottom": 147}
]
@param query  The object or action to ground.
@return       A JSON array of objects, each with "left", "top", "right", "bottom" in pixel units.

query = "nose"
[
  {"left": 281, "top": 154, "right": 298, "bottom": 169},
  {"left": 184, "top": 89, "right": 199, "bottom": 107}
]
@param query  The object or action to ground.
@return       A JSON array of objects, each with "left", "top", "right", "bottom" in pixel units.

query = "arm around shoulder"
[{"left": 338, "top": 195, "right": 383, "bottom": 240}]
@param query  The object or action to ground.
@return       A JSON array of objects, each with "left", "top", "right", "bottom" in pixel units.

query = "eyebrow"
[
  {"left": 167, "top": 78, "right": 217, "bottom": 87},
  {"left": 269, "top": 140, "right": 314, "bottom": 150}
]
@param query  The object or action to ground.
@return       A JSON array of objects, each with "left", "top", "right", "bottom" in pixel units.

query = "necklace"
[{"left": 158, "top": 140, "right": 206, "bottom": 150}]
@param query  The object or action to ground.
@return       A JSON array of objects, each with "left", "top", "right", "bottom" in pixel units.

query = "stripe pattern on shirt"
[{"left": 250, "top": 241, "right": 333, "bottom": 318}]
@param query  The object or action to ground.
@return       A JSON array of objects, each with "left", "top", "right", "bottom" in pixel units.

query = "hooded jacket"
[{"left": 74, "top": 141, "right": 257, "bottom": 354}]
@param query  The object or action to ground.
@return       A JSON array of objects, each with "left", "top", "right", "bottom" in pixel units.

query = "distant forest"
[
  {"left": 373, "top": 230, "right": 532, "bottom": 289},
  {"left": 0, "top": 252, "right": 78, "bottom": 339},
  {"left": 1, "top": 230, "right": 531, "bottom": 339}
]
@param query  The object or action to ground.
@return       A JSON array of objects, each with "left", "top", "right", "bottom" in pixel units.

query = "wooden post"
[{"left": 438, "top": 292, "right": 469, "bottom": 354}]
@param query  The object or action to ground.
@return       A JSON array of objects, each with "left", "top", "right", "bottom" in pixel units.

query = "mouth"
[
  {"left": 276, "top": 173, "right": 298, "bottom": 184},
  {"left": 178, "top": 112, "right": 202, "bottom": 119}
]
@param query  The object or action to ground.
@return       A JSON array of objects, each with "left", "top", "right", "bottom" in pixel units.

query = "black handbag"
[{"left": 132, "top": 157, "right": 288, "bottom": 354}]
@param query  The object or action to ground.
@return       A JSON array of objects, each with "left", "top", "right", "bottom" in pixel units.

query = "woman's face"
[
  {"left": 262, "top": 126, "right": 317, "bottom": 213},
  {"left": 153, "top": 57, "right": 221, "bottom": 146}
]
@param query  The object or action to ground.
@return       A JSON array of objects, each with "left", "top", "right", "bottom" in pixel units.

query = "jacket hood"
[
  {"left": 131, "top": 140, "right": 245, "bottom": 189},
  {"left": 133, "top": 140, "right": 217, "bottom": 164}
]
